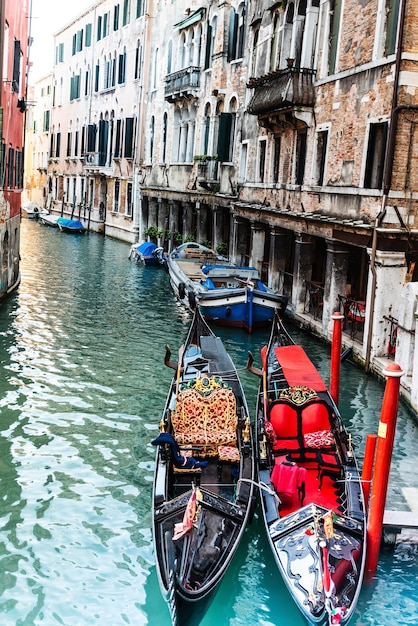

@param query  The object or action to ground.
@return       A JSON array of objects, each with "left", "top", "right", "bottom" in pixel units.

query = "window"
[
  {"left": 74, "top": 130, "right": 79, "bottom": 157},
  {"left": 87, "top": 124, "right": 96, "bottom": 152},
  {"left": 273, "top": 136, "right": 281, "bottom": 182},
  {"left": 150, "top": 116, "right": 155, "bottom": 161},
  {"left": 126, "top": 182, "right": 133, "bottom": 216},
  {"left": 313, "top": 130, "right": 328, "bottom": 185},
  {"left": 258, "top": 139, "right": 266, "bottom": 182},
  {"left": 134, "top": 40, "right": 142, "bottom": 79},
  {"left": 228, "top": 4, "right": 245, "bottom": 61},
  {"left": 204, "top": 18, "right": 216, "bottom": 69},
  {"left": 114, "top": 5, "right": 120, "bottom": 30},
  {"left": 118, "top": 48, "right": 126, "bottom": 84},
  {"left": 270, "top": 12, "right": 280, "bottom": 71},
  {"left": 114, "top": 179, "right": 120, "bottom": 211},
  {"left": 364, "top": 122, "right": 388, "bottom": 189},
  {"left": 251, "top": 26, "right": 259, "bottom": 76},
  {"left": 122, "top": 0, "right": 130, "bottom": 26},
  {"left": 136, "top": 0, "right": 145, "bottom": 18},
  {"left": 97, "top": 15, "right": 102, "bottom": 41},
  {"left": 162, "top": 113, "right": 167, "bottom": 163},
  {"left": 43, "top": 110, "right": 50, "bottom": 132},
  {"left": 385, "top": 0, "right": 400, "bottom": 55},
  {"left": 84, "top": 68, "right": 90, "bottom": 96},
  {"left": 114, "top": 119, "right": 122, "bottom": 157},
  {"left": 239, "top": 141, "right": 248, "bottom": 182},
  {"left": 7, "top": 147, "right": 15, "bottom": 187},
  {"left": 124, "top": 117, "right": 135, "bottom": 158},
  {"left": 66, "top": 132, "right": 72, "bottom": 157},
  {"left": 12, "top": 40, "right": 22, "bottom": 93},
  {"left": 70, "top": 73, "right": 81, "bottom": 100},
  {"left": 295, "top": 129, "right": 307, "bottom": 185},
  {"left": 328, "top": 0, "right": 342, "bottom": 75},
  {"left": 95, "top": 63, "right": 100, "bottom": 91},
  {"left": 56, "top": 132, "right": 61, "bottom": 158},
  {"left": 16, "top": 150, "right": 23, "bottom": 188},
  {"left": 85, "top": 23, "right": 92, "bottom": 47},
  {"left": 55, "top": 42, "right": 64, "bottom": 63},
  {"left": 98, "top": 119, "right": 109, "bottom": 166},
  {"left": 103, "top": 12, "right": 109, "bottom": 37},
  {"left": 217, "top": 112, "right": 234, "bottom": 162}
]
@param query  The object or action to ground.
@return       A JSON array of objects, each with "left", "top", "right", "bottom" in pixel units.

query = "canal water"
[{"left": 0, "top": 219, "right": 417, "bottom": 626}]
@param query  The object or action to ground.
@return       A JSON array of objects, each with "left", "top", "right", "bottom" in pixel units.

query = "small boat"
[
  {"left": 129, "top": 241, "right": 166, "bottom": 265},
  {"left": 152, "top": 308, "right": 255, "bottom": 625},
  {"left": 167, "top": 242, "right": 288, "bottom": 332},
  {"left": 57, "top": 217, "right": 86, "bottom": 234},
  {"left": 21, "top": 201, "right": 44, "bottom": 219},
  {"left": 39, "top": 213, "right": 59, "bottom": 228},
  {"left": 247, "top": 312, "right": 366, "bottom": 626}
]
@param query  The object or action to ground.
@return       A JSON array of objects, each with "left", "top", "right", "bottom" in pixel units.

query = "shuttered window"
[{"left": 124, "top": 117, "right": 135, "bottom": 158}]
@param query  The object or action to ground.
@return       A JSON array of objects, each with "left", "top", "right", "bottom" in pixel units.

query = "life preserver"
[
  {"left": 188, "top": 289, "right": 196, "bottom": 310},
  {"left": 178, "top": 282, "right": 186, "bottom": 299}
]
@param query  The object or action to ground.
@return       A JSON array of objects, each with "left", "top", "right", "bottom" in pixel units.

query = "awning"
[{"left": 174, "top": 7, "right": 205, "bottom": 30}]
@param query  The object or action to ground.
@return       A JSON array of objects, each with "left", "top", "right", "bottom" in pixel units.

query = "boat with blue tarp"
[
  {"left": 57, "top": 217, "right": 86, "bottom": 234},
  {"left": 129, "top": 241, "right": 166, "bottom": 265}
]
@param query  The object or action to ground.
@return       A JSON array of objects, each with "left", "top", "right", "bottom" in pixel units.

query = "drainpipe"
[{"left": 365, "top": 0, "right": 406, "bottom": 372}]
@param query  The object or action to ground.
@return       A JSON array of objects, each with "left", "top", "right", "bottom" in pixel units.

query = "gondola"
[
  {"left": 247, "top": 312, "right": 366, "bottom": 626},
  {"left": 152, "top": 308, "right": 255, "bottom": 625}
]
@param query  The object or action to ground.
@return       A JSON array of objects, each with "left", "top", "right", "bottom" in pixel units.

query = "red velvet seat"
[
  {"left": 269, "top": 402, "right": 300, "bottom": 451},
  {"left": 300, "top": 401, "right": 332, "bottom": 435}
]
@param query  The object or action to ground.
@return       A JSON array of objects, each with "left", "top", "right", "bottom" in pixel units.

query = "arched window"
[{"left": 270, "top": 12, "right": 281, "bottom": 71}]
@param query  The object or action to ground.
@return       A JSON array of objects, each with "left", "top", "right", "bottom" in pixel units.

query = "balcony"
[
  {"left": 83, "top": 152, "right": 113, "bottom": 175},
  {"left": 247, "top": 66, "right": 315, "bottom": 129},
  {"left": 165, "top": 66, "right": 201, "bottom": 102}
]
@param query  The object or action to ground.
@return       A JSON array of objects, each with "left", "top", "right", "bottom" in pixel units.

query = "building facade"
[
  {"left": 29, "top": 0, "right": 418, "bottom": 406},
  {"left": 0, "top": 0, "right": 29, "bottom": 297}
]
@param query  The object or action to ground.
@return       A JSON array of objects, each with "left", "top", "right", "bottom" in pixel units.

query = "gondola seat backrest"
[
  {"left": 171, "top": 386, "right": 238, "bottom": 456},
  {"left": 268, "top": 398, "right": 334, "bottom": 454},
  {"left": 268, "top": 401, "right": 300, "bottom": 451}
]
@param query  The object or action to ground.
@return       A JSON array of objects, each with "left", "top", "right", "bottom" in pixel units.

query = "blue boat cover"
[
  {"left": 57, "top": 218, "right": 85, "bottom": 229},
  {"left": 136, "top": 242, "right": 158, "bottom": 256}
]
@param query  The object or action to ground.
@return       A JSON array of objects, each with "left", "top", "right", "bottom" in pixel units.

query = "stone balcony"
[
  {"left": 164, "top": 66, "right": 201, "bottom": 103},
  {"left": 247, "top": 66, "right": 316, "bottom": 129}
]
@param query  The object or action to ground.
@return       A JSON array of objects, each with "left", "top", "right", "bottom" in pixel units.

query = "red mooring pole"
[
  {"left": 361, "top": 433, "right": 377, "bottom": 513},
  {"left": 366, "top": 363, "right": 403, "bottom": 573},
  {"left": 330, "top": 312, "right": 344, "bottom": 406}
]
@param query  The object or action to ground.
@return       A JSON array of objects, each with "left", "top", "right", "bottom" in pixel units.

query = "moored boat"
[
  {"left": 129, "top": 241, "right": 166, "bottom": 265},
  {"left": 39, "top": 213, "right": 59, "bottom": 228},
  {"left": 152, "top": 308, "right": 255, "bottom": 625},
  {"left": 57, "top": 217, "right": 86, "bottom": 234},
  {"left": 167, "top": 242, "right": 287, "bottom": 332},
  {"left": 247, "top": 312, "right": 366, "bottom": 625}
]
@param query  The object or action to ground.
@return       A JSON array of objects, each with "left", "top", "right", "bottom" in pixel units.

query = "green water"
[{"left": 0, "top": 219, "right": 416, "bottom": 625}]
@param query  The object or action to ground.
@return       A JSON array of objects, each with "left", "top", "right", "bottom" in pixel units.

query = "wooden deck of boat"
[{"left": 177, "top": 259, "right": 206, "bottom": 280}]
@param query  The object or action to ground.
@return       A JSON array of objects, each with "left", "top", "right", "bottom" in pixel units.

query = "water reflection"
[{"left": 0, "top": 220, "right": 415, "bottom": 625}]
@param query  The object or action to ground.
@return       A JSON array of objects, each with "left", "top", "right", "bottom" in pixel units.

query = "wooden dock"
[{"left": 383, "top": 509, "right": 418, "bottom": 543}]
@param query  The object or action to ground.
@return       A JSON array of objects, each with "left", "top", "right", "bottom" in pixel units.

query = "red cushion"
[
  {"left": 301, "top": 402, "right": 331, "bottom": 435},
  {"left": 269, "top": 402, "right": 298, "bottom": 438}
]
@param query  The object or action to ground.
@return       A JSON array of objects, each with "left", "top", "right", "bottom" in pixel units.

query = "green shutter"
[{"left": 217, "top": 113, "right": 232, "bottom": 162}]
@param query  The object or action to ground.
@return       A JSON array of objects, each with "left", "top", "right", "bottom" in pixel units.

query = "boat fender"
[
  {"left": 226, "top": 306, "right": 231, "bottom": 317},
  {"left": 188, "top": 289, "right": 196, "bottom": 310},
  {"left": 178, "top": 282, "right": 186, "bottom": 299}
]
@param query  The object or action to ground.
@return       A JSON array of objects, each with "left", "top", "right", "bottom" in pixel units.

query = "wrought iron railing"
[{"left": 304, "top": 281, "right": 324, "bottom": 320}]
